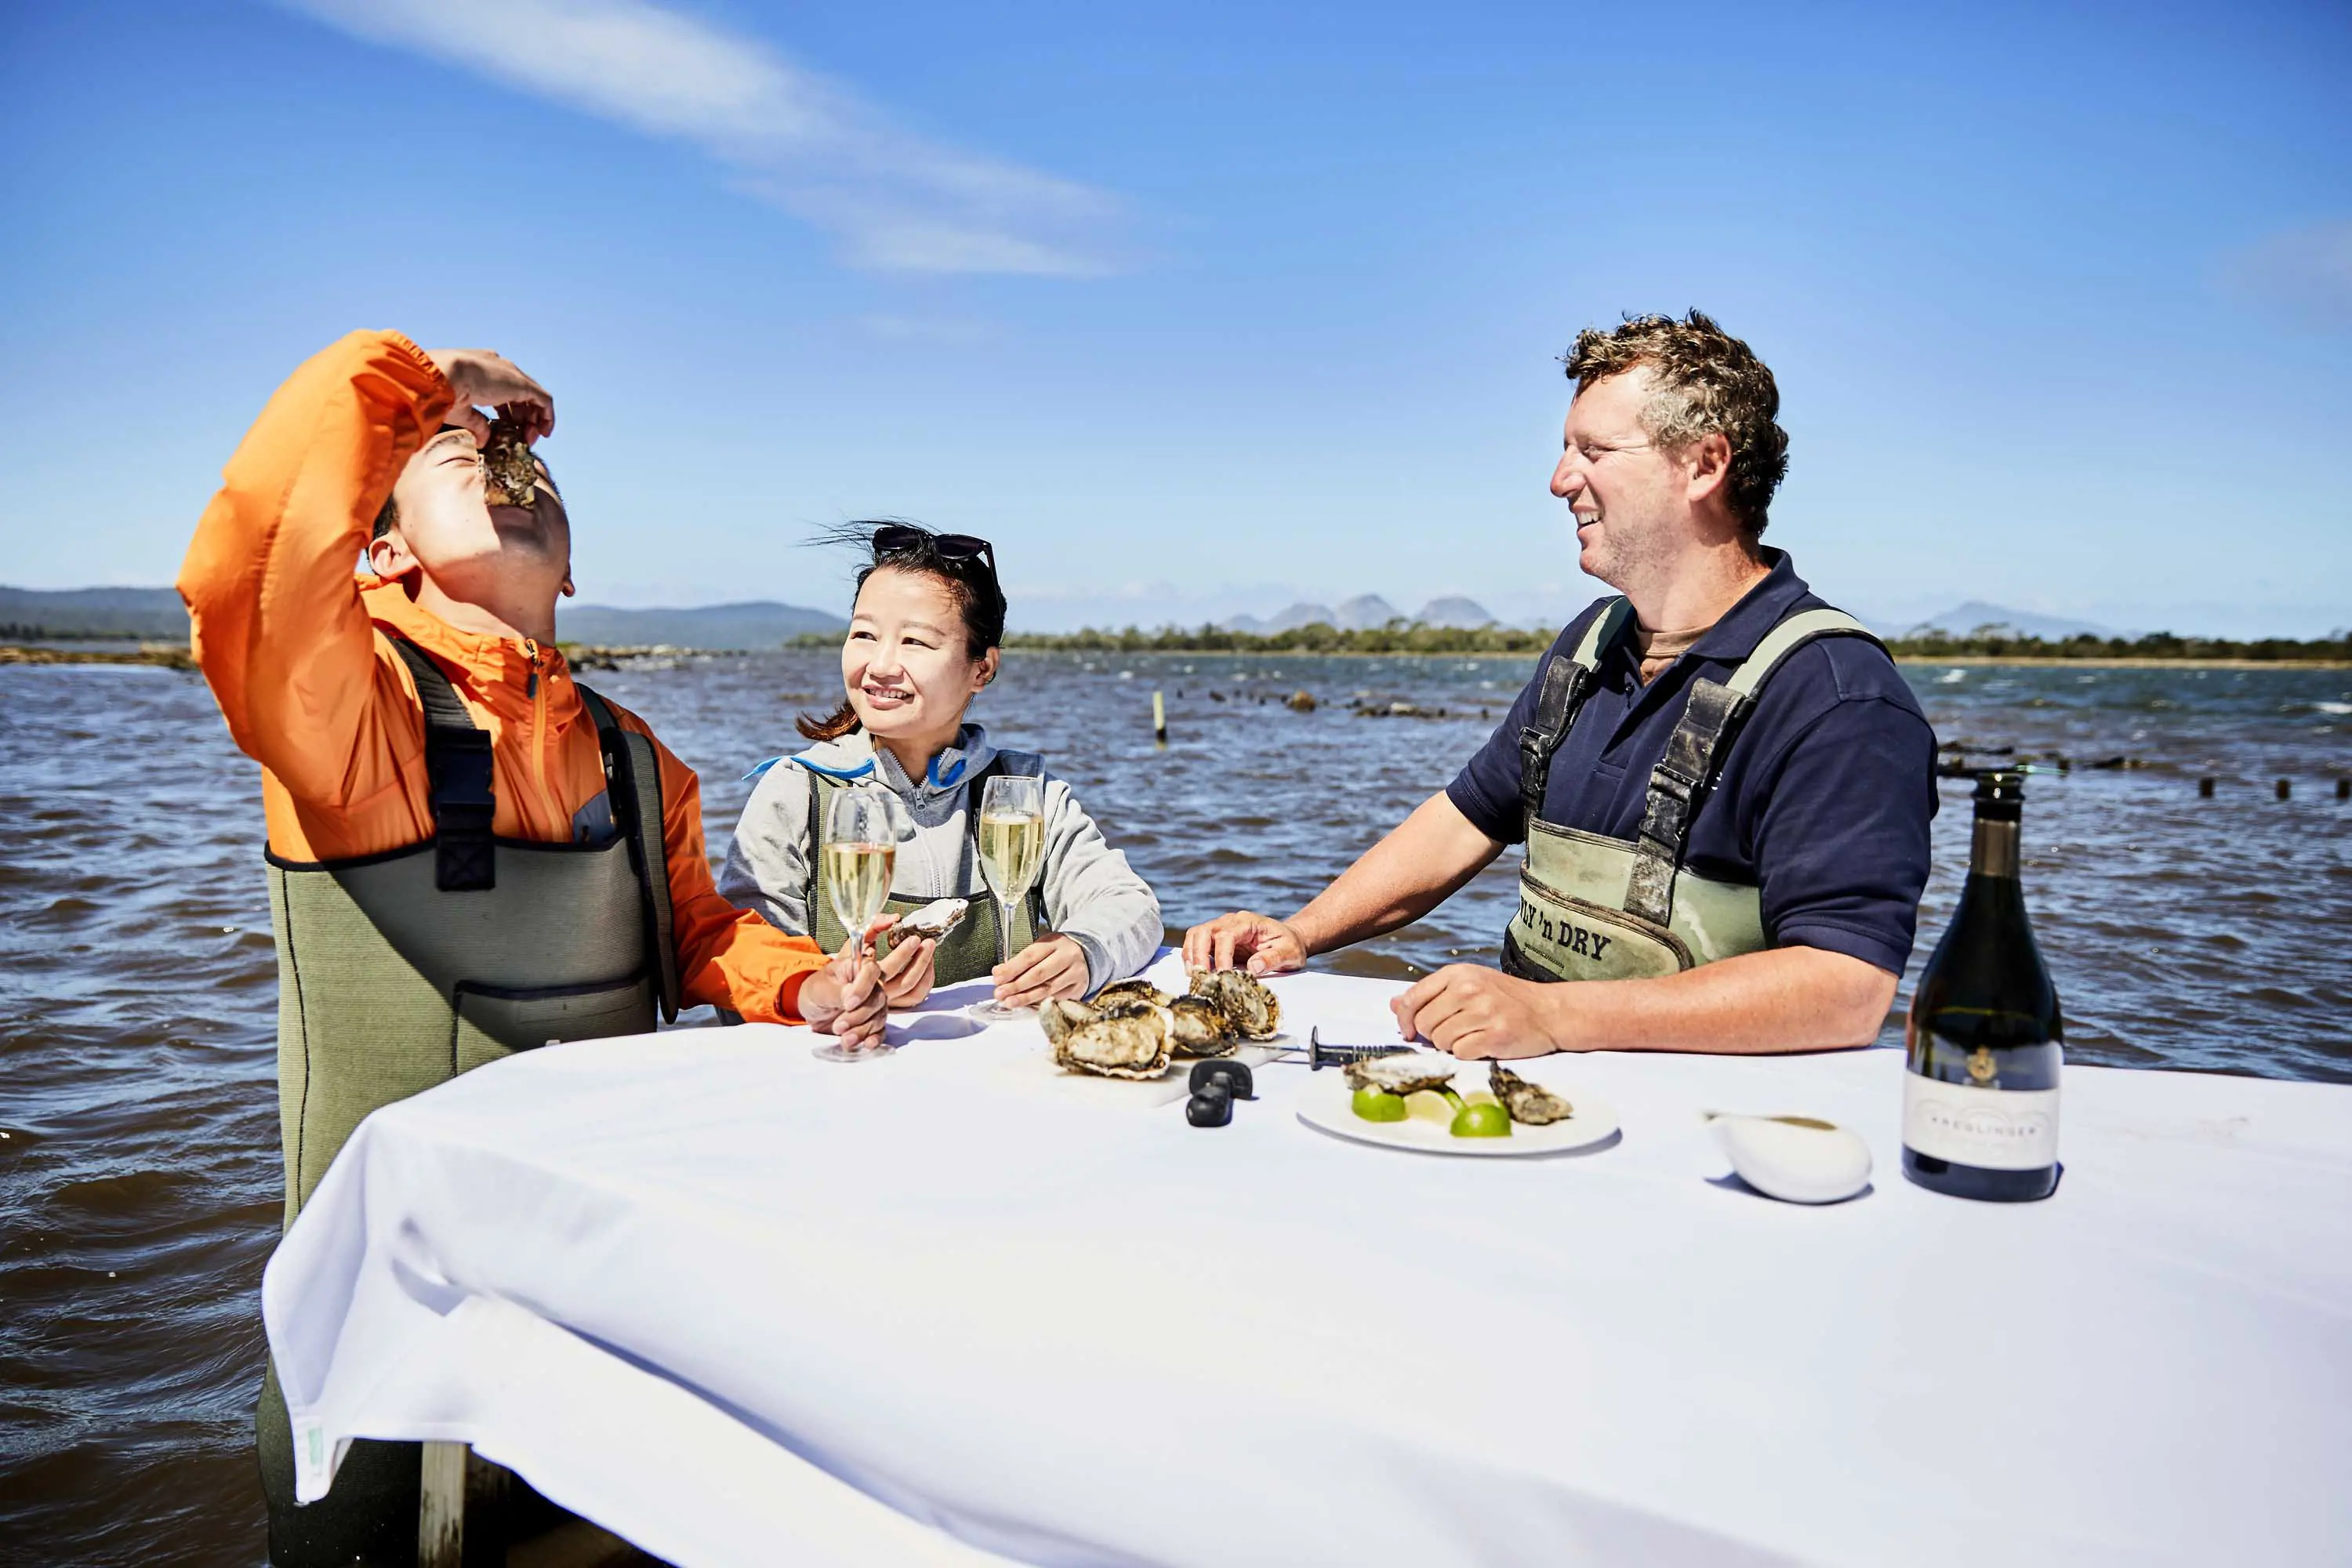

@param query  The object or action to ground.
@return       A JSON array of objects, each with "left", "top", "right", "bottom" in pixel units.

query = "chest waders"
[
  {"left": 804, "top": 757, "right": 1048, "bottom": 984},
  {"left": 258, "top": 640, "right": 682, "bottom": 1565},
  {"left": 1500, "top": 601, "right": 1879, "bottom": 982},
  {"left": 264, "top": 639, "right": 680, "bottom": 1225}
]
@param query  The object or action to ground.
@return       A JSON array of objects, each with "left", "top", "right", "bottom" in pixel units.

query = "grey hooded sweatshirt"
[{"left": 718, "top": 724, "right": 1162, "bottom": 993}]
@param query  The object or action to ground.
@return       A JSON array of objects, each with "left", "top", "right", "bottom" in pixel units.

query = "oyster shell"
[
  {"left": 1188, "top": 968, "right": 1280, "bottom": 1040},
  {"left": 1488, "top": 1063, "right": 1573, "bottom": 1125},
  {"left": 480, "top": 417, "right": 539, "bottom": 507},
  {"left": 1052, "top": 1003, "right": 1174, "bottom": 1080},
  {"left": 1092, "top": 978, "right": 1171, "bottom": 1010},
  {"left": 1167, "top": 994, "right": 1239, "bottom": 1058},
  {"left": 894, "top": 897, "right": 969, "bottom": 940},
  {"left": 1038, "top": 996, "right": 1098, "bottom": 1048},
  {"left": 1342, "top": 1053, "right": 1457, "bottom": 1096}
]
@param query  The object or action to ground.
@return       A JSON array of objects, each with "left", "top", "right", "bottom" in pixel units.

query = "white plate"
[{"left": 1295, "top": 1067, "right": 1620, "bottom": 1157}]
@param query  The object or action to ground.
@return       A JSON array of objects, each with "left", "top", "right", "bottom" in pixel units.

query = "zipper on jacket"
[{"left": 524, "top": 638, "right": 551, "bottom": 818}]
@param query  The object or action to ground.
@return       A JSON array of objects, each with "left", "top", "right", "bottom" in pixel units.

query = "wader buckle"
[
  {"left": 1519, "top": 655, "right": 1589, "bottom": 826},
  {"left": 430, "top": 729, "right": 497, "bottom": 891}
]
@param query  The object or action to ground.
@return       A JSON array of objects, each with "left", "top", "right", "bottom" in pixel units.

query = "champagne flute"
[
  {"left": 813, "top": 786, "right": 898, "bottom": 1062},
  {"left": 967, "top": 773, "right": 1047, "bottom": 1022}
]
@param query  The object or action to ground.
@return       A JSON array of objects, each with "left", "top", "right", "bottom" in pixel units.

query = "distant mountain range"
[
  {"left": 1218, "top": 595, "right": 1498, "bottom": 634},
  {"left": 1897, "top": 601, "right": 2118, "bottom": 640},
  {"left": 0, "top": 585, "right": 2186, "bottom": 648},
  {"left": 1, "top": 586, "right": 188, "bottom": 639},
  {"left": 0, "top": 585, "right": 843, "bottom": 650}
]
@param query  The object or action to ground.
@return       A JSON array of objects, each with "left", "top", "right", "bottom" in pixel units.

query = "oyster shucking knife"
[{"left": 1265, "top": 1028, "right": 1415, "bottom": 1070}]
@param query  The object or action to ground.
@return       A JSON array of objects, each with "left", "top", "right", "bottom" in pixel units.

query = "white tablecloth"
[{"left": 265, "top": 957, "right": 2352, "bottom": 1566}]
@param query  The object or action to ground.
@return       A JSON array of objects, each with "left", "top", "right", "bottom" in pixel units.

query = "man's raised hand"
[
  {"left": 1182, "top": 911, "right": 1307, "bottom": 976},
  {"left": 423, "top": 348, "right": 554, "bottom": 444}
]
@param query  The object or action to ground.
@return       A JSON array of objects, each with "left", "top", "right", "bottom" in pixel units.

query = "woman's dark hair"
[{"left": 797, "top": 521, "right": 1009, "bottom": 742}]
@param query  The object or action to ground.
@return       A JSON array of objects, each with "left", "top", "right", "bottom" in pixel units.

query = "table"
[{"left": 265, "top": 956, "right": 2352, "bottom": 1566}]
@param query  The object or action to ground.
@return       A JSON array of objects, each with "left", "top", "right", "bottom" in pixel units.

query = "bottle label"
[{"left": 1902, "top": 1073, "right": 2060, "bottom": 1170}]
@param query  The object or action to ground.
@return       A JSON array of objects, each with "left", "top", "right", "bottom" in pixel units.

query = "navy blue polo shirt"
[{"left": 1447, "top": 551, "right": 1938, "bottom": 977}]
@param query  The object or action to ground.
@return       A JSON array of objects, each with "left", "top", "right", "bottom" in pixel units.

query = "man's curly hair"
[{"left": 1563, "top": 310, "right": 1788, "bottom": 537}]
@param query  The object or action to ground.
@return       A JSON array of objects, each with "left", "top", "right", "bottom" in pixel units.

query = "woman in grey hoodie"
[{"left": 720, "top": 524, "right": 1162, "bottom": 1010}]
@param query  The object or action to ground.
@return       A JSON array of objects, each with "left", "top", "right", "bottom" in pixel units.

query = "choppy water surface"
[{"left": 4, "top": 651, "right": 2347, "bottom": 1559}]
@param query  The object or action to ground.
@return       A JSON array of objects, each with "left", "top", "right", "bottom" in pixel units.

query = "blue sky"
[{"left": 3, "top": 0, "right": 2347, "bottom": 634}]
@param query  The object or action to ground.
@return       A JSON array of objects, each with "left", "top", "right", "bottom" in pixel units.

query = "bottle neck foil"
[{"left": 1969, "top": 816, "right": 2020, "bottom": 879}]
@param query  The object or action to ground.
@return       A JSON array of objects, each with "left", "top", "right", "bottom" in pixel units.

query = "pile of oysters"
[{"left": 1041, "top": 970, "right": 1281, "bottom": 1080}]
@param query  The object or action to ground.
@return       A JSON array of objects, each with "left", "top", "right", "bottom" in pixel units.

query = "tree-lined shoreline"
[
  {"left": 10, "top": 627, "right": 2347, "bottom": 672},
  {"left": 948, "top": 625, "right": 2352, "bottom": 664}
]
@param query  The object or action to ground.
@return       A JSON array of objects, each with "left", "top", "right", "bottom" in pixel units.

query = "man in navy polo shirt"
[{"left": 1185, "top": 311, "right": 1936, "bottom": 1058}]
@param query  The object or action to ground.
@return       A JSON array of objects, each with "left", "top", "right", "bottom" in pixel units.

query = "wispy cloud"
[
  {"left": 283, "top": 0, "right": 1126, "bottom": 275},
  {"left": 2216, "top": 220, "right": 2352, "bottom": 332}
]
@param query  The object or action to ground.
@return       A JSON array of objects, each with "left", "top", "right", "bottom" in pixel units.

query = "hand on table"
[
  {"left": 422, "top": 347, "right": 554, "bottom": 444},
  {"left": 1183, "top": 911, "right": 1306, "bottom": 975},
  {"left": 1392, "top": 965, "right": 1565, "bottom": 1059},
  {"left": 991, "top": 934, "right": 1090, "bottom": 1008}
]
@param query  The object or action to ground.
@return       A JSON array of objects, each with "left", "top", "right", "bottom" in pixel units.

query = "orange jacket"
[{"left": 177, "top": 330, "right": 827, "bottom": 1022}]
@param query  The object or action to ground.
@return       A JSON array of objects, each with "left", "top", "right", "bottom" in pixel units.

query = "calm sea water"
[{"left": 3, "top": 650, "right": 2347, "bottom": 1559}]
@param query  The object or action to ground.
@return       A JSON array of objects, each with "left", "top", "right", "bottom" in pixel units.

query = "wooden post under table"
[
  {"left": 419, "top": 1441, "right": 514, "bottom": 1566},
  {"left": 419, "top": 1441, "right": 466, "bottom": 1567}
]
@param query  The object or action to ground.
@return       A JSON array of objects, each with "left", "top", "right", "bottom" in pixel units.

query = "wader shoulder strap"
[
  {"left": 1519, "top": 599, "right": 1632, "bottom": 829},
  {"left": 1621, "top": 607, "right": 1884, "bottom": 929},
  {"left": 1725, "top": 609, "right": 1879, "bottom": 697},
  {"left": 576, "top": 685, "right": 681, "bottom": 1023},
  {"left": 387, "top": 637, "right": 496, "bottom": 892},
  {"left": 804, "top": 764, "right": 836, "bottom": 950}
]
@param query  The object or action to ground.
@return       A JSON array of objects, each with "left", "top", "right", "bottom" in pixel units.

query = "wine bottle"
[{"left": 1901, "top": 771, "right": 2063, "bottom": 1201}]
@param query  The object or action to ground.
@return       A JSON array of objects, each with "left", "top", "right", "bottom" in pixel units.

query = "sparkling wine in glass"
[
  {"left": 814, "top": 787, "right": 898, "bottom": 1062},
  {"left": 967, "top": 773, "right": 1046, "bottom": 1022}
]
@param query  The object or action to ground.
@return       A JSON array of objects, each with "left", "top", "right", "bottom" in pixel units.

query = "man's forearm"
[
  {"left": 179, "top": 331, "right": 451, "bottom": 798},
  {"left": 1542, "top": 946, "right": 1897, "bottom": 1054},
  {"left": 1290, "top": 793, "right": 1503, "bottom": 956}
]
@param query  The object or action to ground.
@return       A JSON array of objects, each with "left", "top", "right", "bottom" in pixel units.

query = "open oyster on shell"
[
  {"left": 1187, "top": 968, "right": 1281, "bottom": 1041},
  {"left": 1167, "top": 994, "right": 1239, "bottom": 1058},
  {"left": 1488, "top": 1063, "right": 1573, "bottom": 1125},
  {"left": 480, "top": 417, "right": 539, "bottom": 507},
  {"left": 1038, "top": 996, "right": 1097, "bottom": 1048},
  {"left": 1091, "top": 978, "right": 1170, "bottom": 1010},
  {"left": 875, "top": 897, "right": 967, "bottom": 962},
  {"left": 1050, "top": 1001, "right": 1174, "bottom": 1080},
  {"left": 1342, "top": 1053, "right": 1458, "bottom": 1097}
]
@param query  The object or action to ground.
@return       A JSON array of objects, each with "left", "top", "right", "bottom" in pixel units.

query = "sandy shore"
[{"left": 1, "top": 643, "right": 194, "bottom": 670}]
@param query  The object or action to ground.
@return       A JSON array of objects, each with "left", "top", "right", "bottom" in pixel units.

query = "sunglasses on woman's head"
[{"left": 873, "top": 524, "right": 994, "bottom": 574}]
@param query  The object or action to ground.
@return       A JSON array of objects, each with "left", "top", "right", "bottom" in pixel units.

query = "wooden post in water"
[
  {"left": 1152, "top": 690, "right": 1167, "bottom": 746},
  {"left": 2198, "top": 777, "right": 2215, "bottom": 798},
  {"left": 2339, "top": 778, "right": 2350, "bottom": 801},
  {"left": 2276, "top": 779, "right": 2292, "bottom": 801},
  {"left": 418, "top": 1441, "right": 466, "bottom": 1567}
]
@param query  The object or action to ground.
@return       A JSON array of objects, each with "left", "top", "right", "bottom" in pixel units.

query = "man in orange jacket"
[{"left": 180, "top": 330, "right": 928, "bottom": 1561}]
